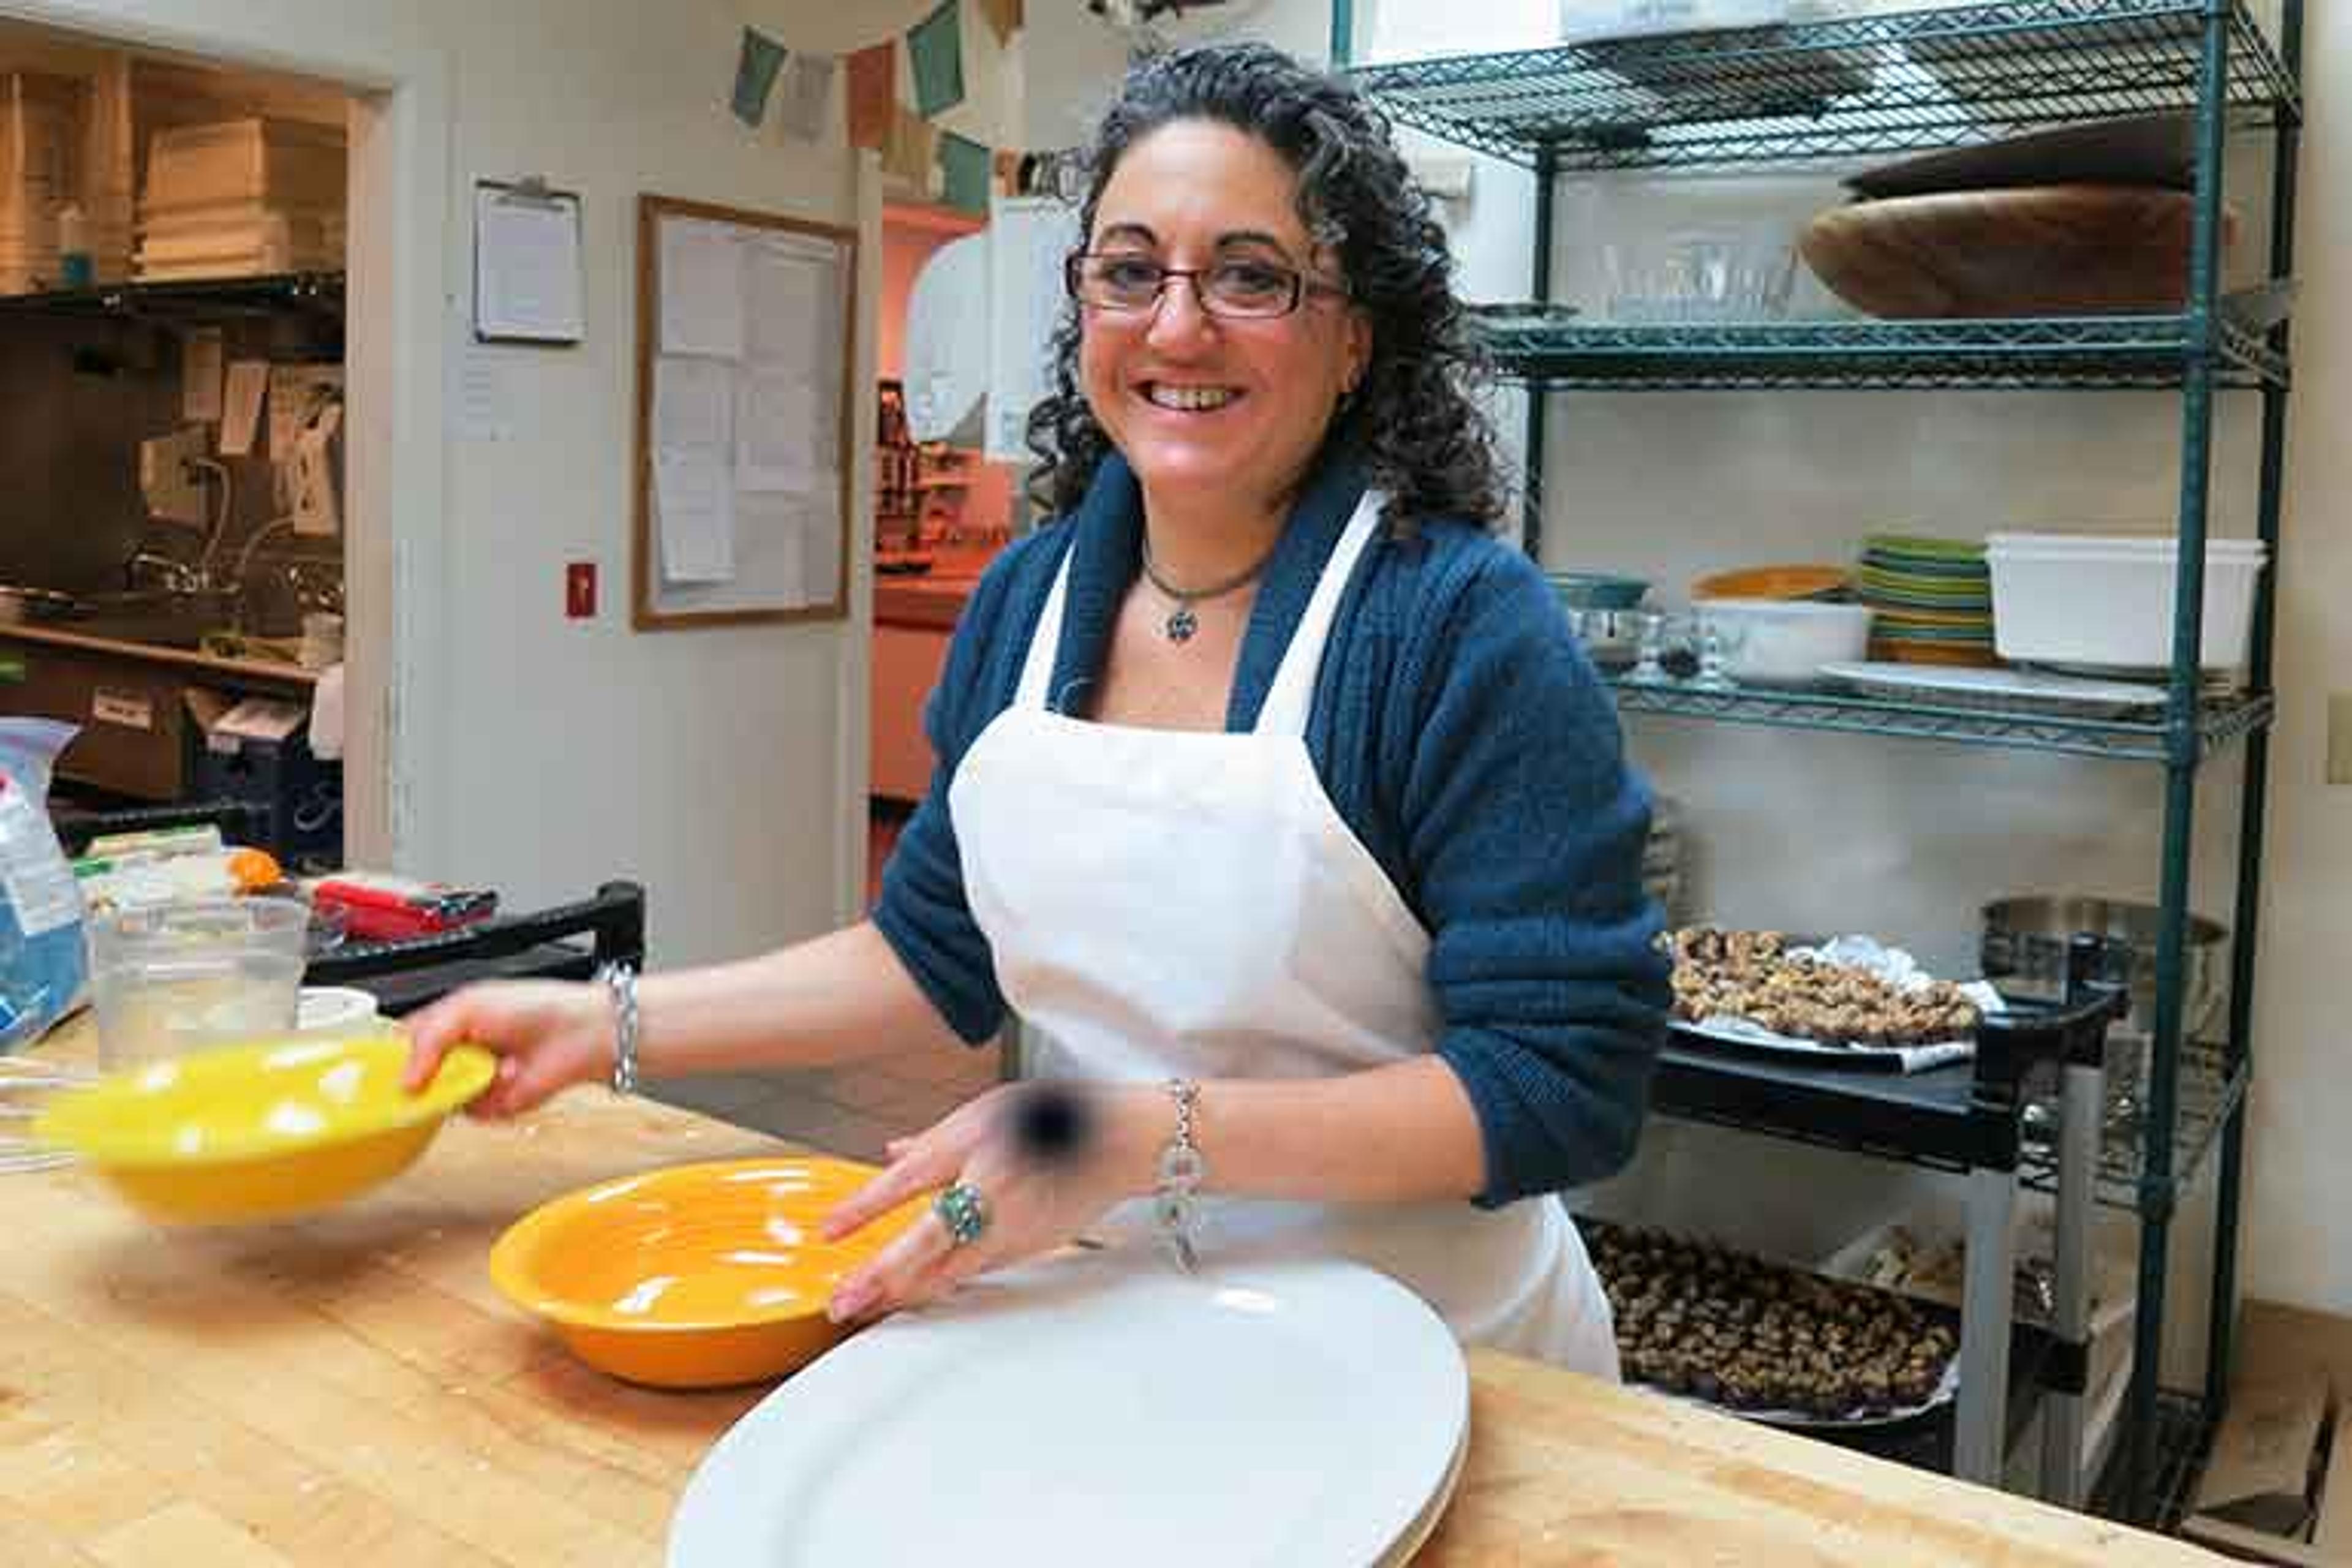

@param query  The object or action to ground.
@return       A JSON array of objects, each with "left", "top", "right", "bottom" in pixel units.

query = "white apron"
[{"left": 946, "top": 491, "right": 1617, "bottom": 1377}]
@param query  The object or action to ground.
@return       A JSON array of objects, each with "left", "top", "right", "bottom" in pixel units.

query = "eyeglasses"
[{"left": 1065, "top": 252, "right": 1348, "bottom": 320}]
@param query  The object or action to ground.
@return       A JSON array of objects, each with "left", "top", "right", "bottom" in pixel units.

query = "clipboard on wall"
[
  {"left": 474, "top": 177, "right": 587, "bottom": 345},
  {"left": 633, "top": 192, "right": 858, "bottom": 630}
]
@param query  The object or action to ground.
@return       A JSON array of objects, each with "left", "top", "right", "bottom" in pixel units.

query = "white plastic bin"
[
  {"left": 1985, "top": 532, "right": 2267, "bottom": 673},
  {"left": 1561, "top": 1, "right": 1788, "bottom": 40}
]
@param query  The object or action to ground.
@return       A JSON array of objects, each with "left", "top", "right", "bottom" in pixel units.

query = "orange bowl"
[
  {"left": 488, "top": 1156, "right": 927, "bottom": 1388},
  {"left": 1872, "top": 639, "right": 2003, "bottom": 668},
  {"left": 1692, "top": 564, "right": 1850, "bottom": 603}
]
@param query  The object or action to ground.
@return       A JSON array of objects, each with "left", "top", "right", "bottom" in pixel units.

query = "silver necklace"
[{"left": 1139, "top": 532, "right": 1279, "bottom": 644}]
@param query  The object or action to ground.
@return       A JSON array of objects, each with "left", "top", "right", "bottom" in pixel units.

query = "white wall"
[
  {"left": 1022, "top": 0, "right": 1329, "bottom": 151},
  {"left": 12, "top": 0, "right": 1020, "bottom": 969},
  {"left": 2248, "top": 5, "right": 2352, "bottom": 1317}
]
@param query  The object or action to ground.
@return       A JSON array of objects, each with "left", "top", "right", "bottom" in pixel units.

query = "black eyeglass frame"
[{"left": 1063, "top": 252, "right": 1351, "bottom": 320}]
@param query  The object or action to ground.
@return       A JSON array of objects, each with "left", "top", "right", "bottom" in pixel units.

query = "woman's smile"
[{"left": 1138, "top": 382, "right": 1243, "bottom": 413}]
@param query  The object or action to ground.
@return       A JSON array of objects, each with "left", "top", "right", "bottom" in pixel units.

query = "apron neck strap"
[
  {"left": 1013, "top": 558, "right": 1074, "bottom": 712},
  {"left": 1010, "top": 488, "right": 1390, "bottom": 726},
  {"left": 1253, "top": 489, "right": 1387, "bottom": 738}
]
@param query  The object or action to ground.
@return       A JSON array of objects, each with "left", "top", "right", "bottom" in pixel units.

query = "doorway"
[{"left": 4, "top": 1, "right": 451, "bottom": 874}]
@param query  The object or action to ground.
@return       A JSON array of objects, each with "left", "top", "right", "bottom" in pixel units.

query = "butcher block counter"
[{"left": 0, "top": 1019, "right": 2219, "bottom": 1566}]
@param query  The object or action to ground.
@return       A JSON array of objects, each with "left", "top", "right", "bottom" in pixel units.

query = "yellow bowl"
[
  {"left": 487, "top": 1156, "right": 926, "bottom": 1389},
  {"left": 32, "top": 1031, "right": 494, "bottom": 1225},
  {"left": 1692, "top": 563, "right": 1852, "bottom": 603}
]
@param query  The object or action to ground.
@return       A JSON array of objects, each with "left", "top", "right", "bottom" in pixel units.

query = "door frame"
[{"left": 0, "top": 1, "right": 449, "bottom": 871}]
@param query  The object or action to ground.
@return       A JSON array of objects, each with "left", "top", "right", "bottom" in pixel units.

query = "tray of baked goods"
[
  {"left": 1661, "top": 926, "right": 2005, "bottom": 1074},
  {"left": 1587, "top": 1218, "right": 1960, "bottom": 1431}
]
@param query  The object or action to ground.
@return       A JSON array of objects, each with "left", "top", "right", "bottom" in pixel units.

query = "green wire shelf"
[
  {"left": 2021, "top": 1040, "right": 2248, "bottom": 1208},
  {"left": 1348, "top": 1, "right": 2297, "bottom": 173},
  {"left": 1607, "top": 677, "right": 2274, "bottom": 763},
  {"left": 1472, "top": 310, "right": 2287, "bottom": 390}
]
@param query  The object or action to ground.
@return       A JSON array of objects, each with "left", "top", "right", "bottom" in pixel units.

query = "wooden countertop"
[
  {"left": 0, "top": 1020, "right": 2218, "bottom": 1566},
  {"left": 0, "top": 622, "right": 317, "bottom": 687}
]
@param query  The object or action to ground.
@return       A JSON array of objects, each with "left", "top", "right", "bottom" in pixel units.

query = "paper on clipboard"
[{"left": 475, "top": 181, "right": 586, "bottom": 344}]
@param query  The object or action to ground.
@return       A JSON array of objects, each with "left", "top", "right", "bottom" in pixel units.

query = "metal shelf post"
[
  {"left": 2125, "top": 2, "right": 2235, "bottom": 1524},
  {"left": 1523, "top": 146, "right": 1556, "bottom": 559},
  {"left": 2208, "top": 0, "right": 2302, "bottom": 1424}
]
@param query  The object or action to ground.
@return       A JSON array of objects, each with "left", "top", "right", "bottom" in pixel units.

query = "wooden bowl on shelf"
[{"left": 1798, "top": 184, "right": 2237, "bottom": 319}]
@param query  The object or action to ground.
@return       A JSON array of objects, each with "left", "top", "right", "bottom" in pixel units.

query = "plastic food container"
[
  {"left": 1561, "top": 1, "right": 1788, "bottom": 41},
  {"left": 1694, "top": 598, "right": 1873, "bottom": 684},
  {"left": 85, "top": 895, "right": 309, "bottom": 1072},
  {"left": 1985, "top": 533, "right": 2267, "bottom": 673}
]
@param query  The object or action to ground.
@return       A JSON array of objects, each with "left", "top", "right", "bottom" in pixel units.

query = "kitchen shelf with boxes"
[
  {"left": 1350, "top": 0, "right": 2302, "bottom": 1525},
  {"left": 4, "top": 48, "right": 346, "bottom": 297}
]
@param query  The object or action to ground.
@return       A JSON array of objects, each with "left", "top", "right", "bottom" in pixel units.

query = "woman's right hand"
[{"left": 401, "top": 980, "right": 614, "bottom": 1118}]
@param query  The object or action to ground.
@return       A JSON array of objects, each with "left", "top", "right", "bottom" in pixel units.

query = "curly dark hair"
[{"left": 1023, "top": 42, "right": 1504, "bottom": 533}]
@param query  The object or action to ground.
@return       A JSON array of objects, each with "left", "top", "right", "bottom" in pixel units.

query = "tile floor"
[{"left": 647, "top": 803, "right": 1004, "bottom": 1161}]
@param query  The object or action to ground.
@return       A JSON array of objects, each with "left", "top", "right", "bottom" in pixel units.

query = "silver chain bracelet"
[
  {"left": 1154, "top": 1077, "right": 1205, "bottom": 1272},
  {"left": 595, "top": 961, "right": 640, "bottom": 1096}
]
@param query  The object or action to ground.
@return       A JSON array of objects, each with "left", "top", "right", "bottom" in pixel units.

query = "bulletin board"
[{"left": 633, "top": 194, "right": 858, "bottom": 629}]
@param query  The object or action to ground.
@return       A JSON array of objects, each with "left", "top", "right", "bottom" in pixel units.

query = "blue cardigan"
[{"left": 873, "top": 450, "right": 1670, "bottom": 1207}]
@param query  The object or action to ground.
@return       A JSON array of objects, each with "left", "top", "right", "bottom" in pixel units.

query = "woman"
[{"left": 405, "top": 42, "right": 1667, "bottom": 1378}]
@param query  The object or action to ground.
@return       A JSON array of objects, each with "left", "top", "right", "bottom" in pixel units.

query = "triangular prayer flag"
[
  {"left": 846, "top": 41, "right": 895, "bottom": 152},
  {"left": 731, "top": 26, "right": 786, "bottom": 129},
  {"left": 777, "top": 52, "right": 835, "bottom": 142},
  {"left": 908, "top": 0, "right": 967, "bottom": 119},
  {"left": 885, "top": 105, "right": 939, "bottom": 189},
  {"left": 938, "top": 132, "right": 990, "bottom": 216}
]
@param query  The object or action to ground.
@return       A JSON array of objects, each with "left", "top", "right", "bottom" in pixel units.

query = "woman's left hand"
[{"left": 820, "top": 1082, "right": 1150, "bottom": 1325}]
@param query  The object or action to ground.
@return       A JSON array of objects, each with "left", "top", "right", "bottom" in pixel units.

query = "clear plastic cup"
[{"left": 86, "top": 897, "right": 309, "bottom": 1072}]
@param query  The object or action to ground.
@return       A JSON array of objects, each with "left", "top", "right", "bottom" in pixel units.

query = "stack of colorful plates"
[{"left": 1853, "top": 534, "right": 1997, "bottom": 667}]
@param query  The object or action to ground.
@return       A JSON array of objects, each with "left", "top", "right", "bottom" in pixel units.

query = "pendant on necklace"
[{"left": 1164, "top": 605, "right": 1199, "bottom": 643}]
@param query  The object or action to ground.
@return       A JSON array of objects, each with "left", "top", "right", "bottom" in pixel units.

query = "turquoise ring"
[{"left": 935, "top": 1180, "right": 990, "bottom": 1248}]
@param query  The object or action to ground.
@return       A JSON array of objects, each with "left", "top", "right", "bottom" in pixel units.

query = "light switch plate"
[{"left": 2328, "top": 693, "right": 2352, "bottom": 786}]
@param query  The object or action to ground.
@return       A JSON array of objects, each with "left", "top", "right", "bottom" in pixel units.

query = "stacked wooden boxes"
[{"left": 135, "top": 115, "right": 344, "bottom": 281}]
